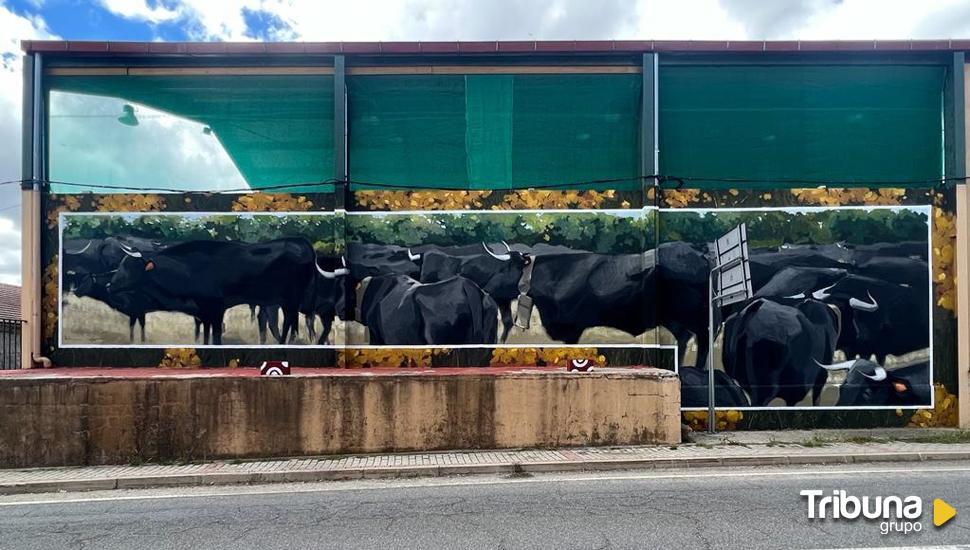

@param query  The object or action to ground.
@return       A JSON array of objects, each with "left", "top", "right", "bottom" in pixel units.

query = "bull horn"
[
  {"left": 65, "top": 240, "right": 92, "bottom": 255},
  {"left": 813, "top": 358, "right": 857, "bottom": 371},
  {"left": 812, "top": 283, "right": 837, "bottom": 300},
  {"left": 482, "top": 242, "right": 511, "bottom": 261},
  {"left": 501, "top": 240, "right": 512, "bottom": 253},
  {"left": 121, "top": 247, "right": 142, "bottom": 258},
  {"left": 861, "top": 366, "right": 887, "bottom": 382},
  {"left": 407, "top": 249, "right": 421, "bottom": 261},
  {"left": 849, "top": 291, "right": 879, "bottom": 312},
  {"left": 784, "top": 292, "right": 806, "bottom": 299},
  {"left": 316, "top": 262, "right": 348, "bottom": 279}
]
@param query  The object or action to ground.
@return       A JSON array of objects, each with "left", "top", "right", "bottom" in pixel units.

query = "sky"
[{"left": 2, "top": 0, "right": 970, "bottom": 286}]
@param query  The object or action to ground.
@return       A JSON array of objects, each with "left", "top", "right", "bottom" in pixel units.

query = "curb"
[{"left": 2, "top": 450, "right": 969, "bottom": 495}]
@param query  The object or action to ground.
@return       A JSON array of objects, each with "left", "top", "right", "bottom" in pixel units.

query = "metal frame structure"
[{"left": 18, "top": 41, "right": 970, "bottom": 429}]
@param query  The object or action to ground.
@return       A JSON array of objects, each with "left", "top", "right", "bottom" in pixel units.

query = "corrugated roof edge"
[{"left": 20, "top": 39, "right": 970, "bottom": 55}]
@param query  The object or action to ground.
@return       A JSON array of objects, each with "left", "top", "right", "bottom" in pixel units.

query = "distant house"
[
  {"left": 0, "top": 283, "right": 20, "bottom": 321},
  {"left": 0, "top": 283, "right": 21, "bottom": 369}
]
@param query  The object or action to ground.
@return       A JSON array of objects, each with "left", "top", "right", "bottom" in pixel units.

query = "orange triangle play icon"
[{"left": 934, "top": 498, "right": 956, "bottom": 527}]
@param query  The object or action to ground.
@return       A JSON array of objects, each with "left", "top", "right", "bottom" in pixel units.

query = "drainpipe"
[{"left": 20, "top": 52, "right": 49, "bottom": 369}]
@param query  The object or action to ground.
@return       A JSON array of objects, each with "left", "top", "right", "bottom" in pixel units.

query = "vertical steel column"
[
  {"left": 333, "top": 55, "right": 348, "bottom": 210},
  {"left": 641, "top": 53, "right": 659, "bottom": 371},
  {"left": 640, "top": 53, "right": 658, "bottom": 185},
  {"left": 949, "top": 52, "right": 970, "bottom": 429}
]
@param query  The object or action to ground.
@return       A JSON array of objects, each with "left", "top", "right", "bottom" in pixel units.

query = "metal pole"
[{"left": 708, "top": 265, "right": 718, "bottom": 433}]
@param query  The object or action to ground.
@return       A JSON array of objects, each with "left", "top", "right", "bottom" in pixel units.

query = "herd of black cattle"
[{"left": 62, "top": 232, "right": 931, "bottom": 409}]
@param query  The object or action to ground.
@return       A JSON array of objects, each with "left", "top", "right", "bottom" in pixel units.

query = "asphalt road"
[{"left": 0, "top": 462, "right": 969, "bottom": 550}]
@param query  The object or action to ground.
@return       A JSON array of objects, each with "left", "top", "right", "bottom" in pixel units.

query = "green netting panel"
[
  {"left": 47, "top": 75, "right": 334, "bottom": 193},
  {"left": 348, "top": 73, "right": 641, "bottom": 189},
  {"left": 511, "top": 74, "right": 641, "bottom": 188},
  {"left": 348, "top": 75, "right": 469, "bottom": 188},
  {"left": 659, "top": 65, "right": 944, "bottom": 188}
]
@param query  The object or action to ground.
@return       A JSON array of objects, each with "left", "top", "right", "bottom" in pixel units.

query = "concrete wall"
[{"left": 0, "top": 369, "right": 680, "bottom": 467}]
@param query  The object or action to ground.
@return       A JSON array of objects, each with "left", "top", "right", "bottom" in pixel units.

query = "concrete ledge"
[{"left": 0, "top": 368, "right": 681, "bottom": 467}]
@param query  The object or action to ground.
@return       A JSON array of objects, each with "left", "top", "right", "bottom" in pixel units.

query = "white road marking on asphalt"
[
  {"left": 813, "top": 547, "right": 970, "bottom": 550},
  {"left": 2, "top": 464, "right": 970, "bottom": 507}
]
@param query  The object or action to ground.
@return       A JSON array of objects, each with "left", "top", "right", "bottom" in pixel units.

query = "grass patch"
[
  {"left": 800, "top": 435, "right": 829, "bottom": 448},
  {"left": 894, "top": 430, "right": 970, "bottom": 444}
]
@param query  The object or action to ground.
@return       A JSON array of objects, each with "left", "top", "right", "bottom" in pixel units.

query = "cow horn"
[
  {"left": 813, "top": 358, "right": 857, "bottom": 371},
  {"left": 784, "top": 292, "right": 806, "bottom": 299},
  {"left": 502, "top": 240, "right": 512, "bottom": 253},
  {"left": 861, "top": 366, "right": 887, "bottom": 382},
  {"left": 121, "top": 247, "right": 142, "bottom": 258},
  {"left": 316, "top": 262, "right": 348, "bottom": 279},
  {"left": 407, "top": 249, "right": 421, "bottom": 261},
  {"left": 811, "top": 283, "right": 837, "bottom": 300},
  {"left": 65, "top": 240, "right": 92, "bottom": 255},
  {"left": 341, "top": 256, "right": 347, "bottom": 267},
  {"left": 482, "top": 242, "right": 511, "bottom": 261},
  {"left": 849, "top": 291, "right": 879, "bottom": 312}
]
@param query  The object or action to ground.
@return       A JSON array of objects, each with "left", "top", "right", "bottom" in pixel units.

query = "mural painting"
[
  {"left": 664, "top": 206, "right": 932, "bottom": 410},
  {"left": 57, "top": 204, "right": 933, "bottom": 411},
  {"left": 59, "top": 212, "right": 344, "bottom": 347}
]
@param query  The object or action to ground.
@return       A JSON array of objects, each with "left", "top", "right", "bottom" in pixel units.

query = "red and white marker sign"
[
  {"left": 260, "top": 360, "right": 290, "bottom": 376},
  {"left": 568, "top": 358, "right": 595, "bottom": 372}
]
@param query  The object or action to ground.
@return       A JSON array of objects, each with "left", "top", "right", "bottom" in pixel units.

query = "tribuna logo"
[{"left": 801, "top": 490, "right": 923, "bottom": 535}]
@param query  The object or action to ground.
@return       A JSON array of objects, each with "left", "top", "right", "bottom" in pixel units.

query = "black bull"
[
  {"left": 754, "top": 266, "right": 928, "bottom": 363},
  {"left": 424, "top": 241, "right": 711, "bottom": 366},
  {"left": 817, "top": 359, "right": 931, "bottom": 407},
  {"left": 107, "top": 238, "right": 331, "bottom": 345},
  {"left": 338, "top": 274, "right": 498, "bottom": 345},
  {"left": 722, "top": 298, "right": 839, "bottom": 407}
]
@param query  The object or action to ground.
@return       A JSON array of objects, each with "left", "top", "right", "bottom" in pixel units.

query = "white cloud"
[
  {"left": 96, "top": 0, "right": 970, "bottom": 44},
  {"left": 0, "top": 217, "right": 20, "bottom": 285},
  {"left": 97, "top": 0, "right": 181, "bottom": 24},
  {"left": 0, "top": 4, "right": 57, "bottom": 286}
]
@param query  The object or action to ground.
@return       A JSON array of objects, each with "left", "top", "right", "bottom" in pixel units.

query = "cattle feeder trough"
[{"left": 0, "top": 366, "right": 681, "bottom": 467}]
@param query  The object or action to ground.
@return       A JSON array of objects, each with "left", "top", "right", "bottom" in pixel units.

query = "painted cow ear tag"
[{"left": 144, "top": 260, "right": 156, "bottom": 271}]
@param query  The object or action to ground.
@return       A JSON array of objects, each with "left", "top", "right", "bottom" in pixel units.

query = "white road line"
[
  {"left": 2, "top": 465, "right": 970, "bottom": 507},
  {"left": 813, "top": 547, "right": 970, "bottom": 550}
]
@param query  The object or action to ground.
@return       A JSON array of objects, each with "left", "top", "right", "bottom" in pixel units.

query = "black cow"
[
  {"left": 748, "top": 246, "right": 850, "bottom": 289},
  {"left": 298, "top": 256, "right": 345, "bottom": 344},
  {"left": 525, "top": 250, "right": 657, "bottom": 344},
  {"left": 721, "top": 298, "right": 839, "bottom": 407},
  {"left": 656, "top": 241, "right": 712, "bottom": 368},
  {"left": 854, "top": 257, "right": 929, "bottom": 288},
  {"left": 818, "top": 359, "right": 931, "bottom": 407},
  {"left": 459, "top": 241, "right": 710, "bottom": 366},
  {"left": 346, "top": 243, "right": 422, "bottom": 282},
  {"left": 851, "top": 241, "right": 928, "bottom": 263},
  {"left": 63, "top": 236, "right": 167, "bottom": 290},
  {"left": 678, "top": 366, "right": 750, "bottom": 408},
  {"left": 812, "top": 274, "right": 928, "bottom": 363},
  {"left": 338, "top": 274, "right": 498, "bottom": 345},
  {"left": 108, "top": 238, "right": 322, "bottom": 345},
  {"left": 75, "top": 271, "right": 159, "bottom": 343},
  {"left": 420, "top": 241, "right": 531, "bottom": 342}
]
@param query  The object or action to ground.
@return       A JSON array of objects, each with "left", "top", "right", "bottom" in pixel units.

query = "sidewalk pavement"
[{"left": 1, "top": 429, "right": 967, "bottom": 495}]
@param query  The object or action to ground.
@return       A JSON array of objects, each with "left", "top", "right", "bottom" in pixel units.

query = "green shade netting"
[
  {"left": 659, "top": 64, "right": 944, "bottom": 188},
  {"left": 348, "top": 73, "right": 642, "bottom": 189},
  {"left": 47, "top": 74, "right": 334, "bottom": 193}
]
